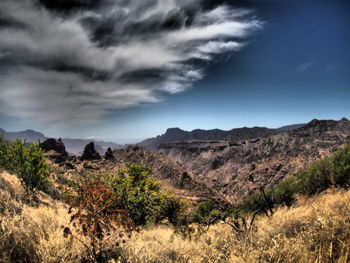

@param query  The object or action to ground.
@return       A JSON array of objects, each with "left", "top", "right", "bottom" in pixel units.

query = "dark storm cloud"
[{"left": 0, "top": 0, "right": 261, "bottom": 127}]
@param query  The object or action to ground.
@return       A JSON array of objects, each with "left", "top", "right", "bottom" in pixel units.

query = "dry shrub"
[{"left": 65, "top": 180, "right": 133, "bottom": 263}]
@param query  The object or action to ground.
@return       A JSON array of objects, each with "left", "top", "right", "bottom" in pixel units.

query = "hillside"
[
  {"left": 110, "top": 145, "right": 225, "bottom": 202},
  {"left": 158, "top": 118, "right": 350, "bottom": 203},
  {"left": 1, "top": 170, "right": 349, "bottom": 263},
  {"left": 0, "top": 129, "right": 46, "bottom": 142}
]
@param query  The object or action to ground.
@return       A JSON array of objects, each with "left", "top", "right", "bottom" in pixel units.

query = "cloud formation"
[{"left": 0, "top": 0, "right": 261, "bottom": 127}]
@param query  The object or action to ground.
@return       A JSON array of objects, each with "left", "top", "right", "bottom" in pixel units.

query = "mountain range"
[
  {"left": 157, "top": 118, "right": 350, "bottom": 203},
  {"left": 139, "top": 124, "right": 305, "bottom": 150}
]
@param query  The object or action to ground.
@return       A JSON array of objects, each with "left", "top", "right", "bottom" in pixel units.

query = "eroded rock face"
[
  {"left": 40, "top": 138, "right": 68, "bottom": 163},
  {"left": 81, "top": 142, "right": 101, "bottom": 161},
  {"left": 159, "top": 118, "right": 350, "bottom": 203}
]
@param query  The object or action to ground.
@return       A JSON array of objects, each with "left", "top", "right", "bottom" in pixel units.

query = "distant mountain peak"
[
  {"left": 165, "top": 127, "right": 185, "bottom": 134},
  {"left": 301, "top": 119, "right": 337, "bottom": 130}
]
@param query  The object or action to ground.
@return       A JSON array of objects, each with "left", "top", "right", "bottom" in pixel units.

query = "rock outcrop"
[
  {"left": 104, "top": 147, "right": 114, "bottom": 160},
  {"left": 40, "top": 138, "right": 68, "bottom": 156},
  {"left": 40, "top": 138, "right": 68, "bottom": 163},
  {"left": 80, "top": 142, "right": 101, "bottom": 161}
]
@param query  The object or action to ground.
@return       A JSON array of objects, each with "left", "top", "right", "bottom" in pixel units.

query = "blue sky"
[{"left": 0, "top": 0, "right": 349, "bottom": 143}]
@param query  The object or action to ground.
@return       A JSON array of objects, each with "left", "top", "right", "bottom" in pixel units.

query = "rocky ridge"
[
  {"left": 158, "top": 118, "right": 350, "bottom": 203},
  {"left": 139, "top": 124, "right": 305, "bottom": 150}
]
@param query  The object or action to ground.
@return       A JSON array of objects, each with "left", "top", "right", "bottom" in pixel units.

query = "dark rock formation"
[
  {"left": 104, "top": 147, "right": 114, "bottom": 160},
  {"left": 40, "top": 138, "right": 68, "bottom": 156},
  {"left": 81, "top": 142, "right": 101, "bottom": 160},
  {"left": 40, "top": 138, "right": 68, "bottom": 163}
]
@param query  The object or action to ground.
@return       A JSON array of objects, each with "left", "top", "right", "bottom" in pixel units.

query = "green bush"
[
  {"left": 239, "top": 188, "right": 274, "bottom": 215},
  {"left": 0, "top": 136, "right": 9, "bottom": 170},
  {"left": 161, "top": 191, "right": 189, "bottom": 226},
  {"left": 270, "top": 175, "right": 299, "bottom": 206},
  {"left": 110, "top": 164, "right": 165, "bottom": 226},
  {"left": 192, "top": 200, "right": 218, "bottom": 223},
  {"left": 332, "top": 146, "right": 350, "bottom": 186},
  {"left": 5, "top": 139, "right": 50, "bottom": 197},
  {"left": 297, "top": 157, "right": 334, "bottom": 195}
]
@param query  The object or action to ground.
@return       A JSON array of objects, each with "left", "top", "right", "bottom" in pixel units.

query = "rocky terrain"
[
  {"left": 158, "top": 118, "right": 350, "bottom": 203},
  {"left": 6, "top": 118, "right": 350, "bottom": 205},
  {"left": 38, "top": 138, "right": 221, "bottom": 203},
  {"left": 0, "top": 128, "right": 121, "bottom": 155},
  {"left": 139, "top": 124, "right": 305, "bottom": 150}
]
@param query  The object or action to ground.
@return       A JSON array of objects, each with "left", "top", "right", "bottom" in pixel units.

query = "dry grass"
[
  {"left": 121, "top": 189, "right": 350, "bottom": 263},
  {"left": 1, "top": 171, "right": 350, "bottom": 263},
  {"left": 0, "top": 206, "right": 84, "bottom": 263}
]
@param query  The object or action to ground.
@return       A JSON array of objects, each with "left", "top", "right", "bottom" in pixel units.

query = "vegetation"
[
  {"left": 239, "top": 145, "right": 350, "bottom": 214},
  {"left": 1, "top": 171, "right": 350, "bottom": 263},
  {"left": 65, "top": 180, "right": 132, "bottom": 262},
  {"left": 0, "top": 138, "right": 50, "bottom": 199},
  {"left": 122, "top": 188, "right": 350, "bottom": 263},
  {"left": 108, "top": 164, "right": 189, "bottom": 227}
]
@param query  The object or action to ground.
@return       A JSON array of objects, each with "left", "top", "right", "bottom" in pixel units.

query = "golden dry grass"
[
  {"left": 120, "top": 189, "right": 350, "bottom": 263},
  {"left": 0, "top": 171, "right": 349, "bottom": 263}
]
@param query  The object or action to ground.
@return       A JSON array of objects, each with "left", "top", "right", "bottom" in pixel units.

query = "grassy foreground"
[{"left": 1, "top": 172, "right": 349, "bottom": 263}]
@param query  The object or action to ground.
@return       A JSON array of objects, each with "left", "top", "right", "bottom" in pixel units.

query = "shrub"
[
  {"left": 296, "top": 157, "right": 334, "bottom": 195},
  {"left": 161, "top": 191, "right": 189, "bottom": 226},
  {"left": 110, "top": 164, "right": 165, "bottom": 226},
  {"left": 192, "top": 200, "right": 222, "bottom": 226},
  {"left": 65, "top": 180, "right": 132, "bottom": 262},
  {"left": 5, "top": 140, "right": 50, "bottom": 199},
  {"left": 0, "top": 136, "right": 9, "bottom": 170},
  {"left": 270, "top": 175, "right": 299, "bottom": 206},
  {"left": 332, "top": 146, "right": 350, "bottom": 186}
]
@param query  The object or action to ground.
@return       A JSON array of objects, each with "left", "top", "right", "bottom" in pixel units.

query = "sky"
[{"left": 0, "top": 0, "right": 349, "bottom": 143}]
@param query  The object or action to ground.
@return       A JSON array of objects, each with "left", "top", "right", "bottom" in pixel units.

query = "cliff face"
[{"left": 158, "top": 118, "right": 350, "bottom": 203}]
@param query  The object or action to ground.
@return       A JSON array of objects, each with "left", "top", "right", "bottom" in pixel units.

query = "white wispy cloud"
[
  {"left": 296, "top": 61, "right": 314, "bottom": 72},
  {"left": 0, "top": 0, "right": 261, "bottom": 128}
]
